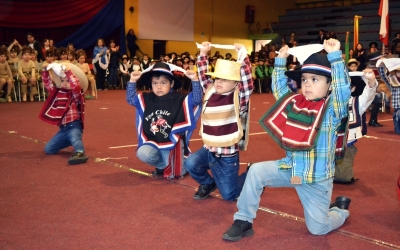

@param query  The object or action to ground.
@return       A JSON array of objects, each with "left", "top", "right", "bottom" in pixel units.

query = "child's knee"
[{"left": 44, "top": 144, "right": 57, "bottom": 155}]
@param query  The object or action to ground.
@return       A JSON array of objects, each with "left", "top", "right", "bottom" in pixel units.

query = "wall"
[{"left": 124, "top": 0, "right": 296, "bottom": 58}]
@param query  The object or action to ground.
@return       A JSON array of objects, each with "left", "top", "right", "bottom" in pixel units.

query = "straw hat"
[
  {"left": 347, "top": 58, "right": 360, "bottom": 67},
  {"left": 48, "top": 62, "right": 88, "bottom": 92},
  {"left": 205, "top": 59, "right": 241, "bottom": 81}
]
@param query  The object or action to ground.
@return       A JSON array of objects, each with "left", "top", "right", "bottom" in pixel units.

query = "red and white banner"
[{"left": 379, "top": 0, "right": 389, "bottom": 46}]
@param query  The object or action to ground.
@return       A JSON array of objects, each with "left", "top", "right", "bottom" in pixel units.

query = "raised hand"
[
  {"left": 323, "top": 39, "right": 340, "bottom": 54},
  {"left": 277, "top": 45, "right": 289, "bottom": 58},
  {"left": 185, "top": 70, "right": 198, "bottom": 81},
  {"left": 130, "top": 71, "right": 142, "bottom": 82}
]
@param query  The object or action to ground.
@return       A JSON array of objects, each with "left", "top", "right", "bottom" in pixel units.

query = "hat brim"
[
  {"left": 204, "top": 72, "right": 241, "bottom": 81},
  {"left": 49, "top": 63, "right": 88, "bottom": 92},
  {"left": 137, "top": 71, "right": 182, "bottom": 90},
  {"left": 285, "top": 69, "right": 331, "bottom": 83}
]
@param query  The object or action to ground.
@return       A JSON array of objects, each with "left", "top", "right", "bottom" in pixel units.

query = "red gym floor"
[{"left": 1, "top": 90, "right": 399, "bottom": 249}]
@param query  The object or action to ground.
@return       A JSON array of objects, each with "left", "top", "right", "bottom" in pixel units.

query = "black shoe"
[
  {"left": 151, "top": 168, "right": 164, "bottom": 178},
  {"left": 333, "top": 177, "right": 359, "bottom": 184},
  {"left": 193, "top": 182, "right": 217, "bottom": 200},
  {"left": 369, "top": 121, "right": 383, "bottom": 127},
  {"left": 329, "top": 196, "right": 351, "bottom": 210},
  {"left": 222, "top": 220, "right": 254, "bottom": 242},
  {"left": 68, "top": 152, "right": 89, "bottom": 165}
]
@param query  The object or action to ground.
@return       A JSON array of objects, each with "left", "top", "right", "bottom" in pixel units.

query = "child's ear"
[{"left": 328, "top": 83, "right": 332, "bottom": 91}]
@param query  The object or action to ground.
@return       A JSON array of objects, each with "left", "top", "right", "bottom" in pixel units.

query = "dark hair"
[
  {"left": 26, "top": 32, "right": 34, "bottom": 37},
  {"left": 151, "top": 72, "right": 174, "bottom": 83}
]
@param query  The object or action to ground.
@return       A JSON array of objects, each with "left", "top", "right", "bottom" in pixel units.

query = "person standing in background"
[
  {"left": 93, "top": 38, "right": 108, "bottom": 91},
  {"left": 126, "top": 29, "right": 138, "bottom": 58}
]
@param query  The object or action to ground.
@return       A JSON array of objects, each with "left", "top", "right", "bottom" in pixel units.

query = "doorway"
[{"left": 153, "top": 40, "right": 166, "bottom": 60}]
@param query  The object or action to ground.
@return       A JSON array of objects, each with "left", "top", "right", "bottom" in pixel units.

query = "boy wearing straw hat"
[
  {"left": 184, "top": 42, "right": 254, "bottom": 201},
  {"left": 39, "top": 62, "right": 89, "bottom": 165},
  {"left": 126, "top": 62, "right": 202, "bottom": 179},
  {"left": 223, "top": 39, "right": 353, "bottom": 241}
]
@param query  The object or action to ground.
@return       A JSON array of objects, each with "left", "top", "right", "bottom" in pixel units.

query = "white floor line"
[{"left": 108, "top": 132, "right": 268, "bottom": 149}]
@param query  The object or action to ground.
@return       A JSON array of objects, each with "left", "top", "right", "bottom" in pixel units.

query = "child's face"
[
  {"left": 10, "top": 52, "right": 17, "bottom": 59},
  {"left": 78, "top": 55, "right": 85, "bottom": 63},
  {"left": 214, "top": 78, "right": 237, "bottom": 94},
  {"left": 122, "top": 59, "right": 128, "bottom": 64},
  {"left": 22, "top": 52, "right": 30, "bottom": 61},
  {"left": 30, "top": 53, "right": 36, "bottom": 61},
  {"left": 46, "top": 56, "right": 53, "bottom": 63},
  {"left": 300, "top": 73, "right": 330, "bottom": 100},
  {"left": 0, "top": 54, "right": 6, "bottom": 63},
  {"left": 348, "top": 63, "right": 358, "bottom": 72},
  {"left": 151, "top": 75, "right": 174, "bottom": 96},
  {"left": 68, "top": 54, "right": 74, "bottom": 61},
  {"left": 49, "top": 40, "right": 54, "bottom": 46},
  {"left": 61, "top": 54, "right": 68, "bottom": 60},
  {"left": 60, "top": 76, "right": 71, "bottom": 89},
  {"left": 143, "top": 55, "right": 149, "bottom": 61}
]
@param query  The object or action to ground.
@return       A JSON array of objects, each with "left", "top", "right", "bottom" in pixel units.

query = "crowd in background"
[{"left": 1, "top": 29, "right": 399, "bottom": 111}]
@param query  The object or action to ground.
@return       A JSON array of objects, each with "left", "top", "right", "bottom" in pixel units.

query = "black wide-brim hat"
[
  {"left": 137, "top": 62, "right": 182, "bottom": 90},
  {"left": 285, "top": 53, "right": 332, "bottom": 83},
  {"left": 369, "top": 41, "right": 378, "bottom": 48},
  {"left": 367, "top": 51, "right": 383, "bottom": 61},
  {"left": 350, "top": 75, "right": 366, "bottom": 97}
]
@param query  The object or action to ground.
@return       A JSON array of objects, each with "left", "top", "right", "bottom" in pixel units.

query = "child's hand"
[
  {"left": 130, "top": 71, "right": 141, "bottom": 82},
  {"left": 199, "top": 41, "right": 211, "bottom": 56},
  {"left": 363, "top": 68, "right": 377, "bottom": 86},
  {"left": 324, "top": 39, "right": 340, "bottom": 53},
  {"left": 277, "top": 45, "right": 289, "bottom": 58},
  {"left": 42, "top": 62, "right": 49, "bottom": 70},
  {"left": 185, "top": 70, "right": 198, "bottom": 81},
  {"left": 234, "top": 43, "right": 244, "bottom": 51},
  {"left": 63, "top": 64, "right": 70, "bottom": 72}
]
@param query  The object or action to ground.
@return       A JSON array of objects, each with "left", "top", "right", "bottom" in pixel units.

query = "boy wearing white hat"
[
  {"left": 39, "top": 62, "right": 89, "bottom": 165},
  {"left": 223, "top": 39, "right": 354, "bottom": 241},
  {"left": 184, "top": 42, "right": 254, "bottom": 201}
]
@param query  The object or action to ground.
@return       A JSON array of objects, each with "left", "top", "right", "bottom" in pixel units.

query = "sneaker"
[
  {"left": 193, "top": 182, "right": 217, "bottom": 200},
  {"left": 68, "top": 152, "right": 89, "bottom": 165},
  {"left": 222, "top": 220, "right": 254, "bottom": 241},
  {"left": 151, "top": 168, "right": 164, "bottom": 178}
]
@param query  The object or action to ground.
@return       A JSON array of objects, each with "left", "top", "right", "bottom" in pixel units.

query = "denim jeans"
[
  {"left": 44, "top": 120, "right": 85, "bottom": 154},
  {"left": 234, "top": 161, "right": 349, "bottom": 235},
  {"left": 136, "top": 145, "right": 171, "bottom": 169},
  {"left": 393, "top": 108, "right": 400, "bottom": 134},
  {"left": 184, "top": 147, "right": 247, "bottom": 201},
  {"left": 108, "top": 67, "right": 118, "bottom": 87}
]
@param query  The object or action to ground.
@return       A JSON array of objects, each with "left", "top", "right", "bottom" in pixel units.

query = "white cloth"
[
  {"left": 47, "top": 63, "right": 66, "bottom": 77},
  {"left": 195, "top": 43, "right": 247, "bottom": 64},
  {"left": 376, "top": 58, "right": 400, "bottom": 72}
]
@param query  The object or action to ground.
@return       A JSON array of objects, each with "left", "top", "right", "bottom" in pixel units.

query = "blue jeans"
[
  {"left": 136, "top": 145, "right": 171, "bottom": 169},
  {"left": 393, "top": 108, "right": 400, "bottom": 134},
  {"left": 184, "top": 147, "right": 247, "bottom": 201},
  {"left": 234, "top": 161, "right": 349, "bottom": 235},
  {"left": 44, "top": 120, "right": 85, "bottom": 154},
  {"left": 108, "top": 67, "right": 118, "bottom": 87}
]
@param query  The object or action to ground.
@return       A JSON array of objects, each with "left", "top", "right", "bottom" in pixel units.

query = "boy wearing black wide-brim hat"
[
  {"left": 127, "top": 62, "right": 202, "bottom": 179},
  {"left": 223, "top": 39, "right": 354, "bottom": 241}
]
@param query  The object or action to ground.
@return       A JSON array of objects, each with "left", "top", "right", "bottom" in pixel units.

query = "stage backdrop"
[
  {"left": 0, "top": 0, "right": 126, "bottom": 57},
  {"left": 138, "top": 0, "right": 194, "bottom": 41}
]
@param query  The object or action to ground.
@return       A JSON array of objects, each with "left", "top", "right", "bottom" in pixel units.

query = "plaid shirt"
[
  {"left": 197, "top": 55, "right": 254, "bottom": 155},
  {"left": 42, "top": 70, "right": 83, "bottom": 126},
  {"left": 378, "top": 65, "right": 400, "bottom": 109},
  {"left": 272, "top": 51, "right": 351, "bottom": 183}
]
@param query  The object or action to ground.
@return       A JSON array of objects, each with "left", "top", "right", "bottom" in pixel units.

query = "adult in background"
[
  {"left": 93, "top": 38, "right": 108, "bottom": 91},
  {"left": 26, "top": 32, "right": 43, "bottom": 62},
  {"left": 126, "top": 29, "right": 138, "bottom": 58},
  {"left": 107, "top": 40, "right": 120, "bottom": 89}
]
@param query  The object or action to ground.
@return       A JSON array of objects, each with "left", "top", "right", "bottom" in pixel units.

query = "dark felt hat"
[
  {"left": 350, "top": 76, "right": 366, "bottom": 97},
  {"left": 137, "top": 62, "right": 182, "bottom": 90},
  {"left": 367, "top": 51, "right": 383, "bottom": 61},
  {"left": 285, "top": 53, "right": 331, "bottom": 83},
  {"left": 369, "top": 41, "right": 378, "bottom": 48}
]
